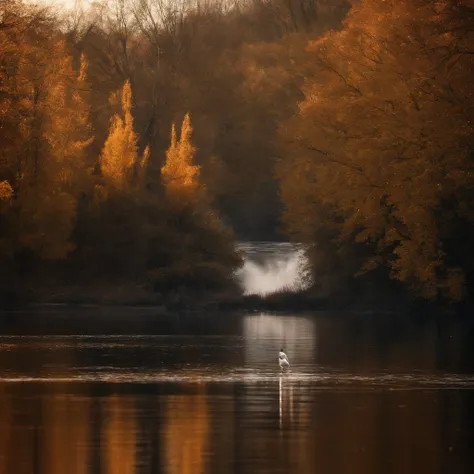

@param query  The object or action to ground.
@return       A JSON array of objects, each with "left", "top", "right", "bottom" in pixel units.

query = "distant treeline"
[{"left": 1, "top": 0, "right": 474, "bottom": 306}]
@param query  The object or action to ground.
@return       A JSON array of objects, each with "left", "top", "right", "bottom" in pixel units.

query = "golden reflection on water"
[
  {"left": 102, "top": 395, "right": 137, "bottom": 474},
  {"left": 164, "top": 387, "right": 209, "bottom": 474},
  {"left": 42, "top": 392, "right": 90, "bottom": 474},
  {"left": 0, "top": 312, "right": 472, "bottom": 474},
  {"left": 0, "top": 382, "right": 470, "bottom": 474}
]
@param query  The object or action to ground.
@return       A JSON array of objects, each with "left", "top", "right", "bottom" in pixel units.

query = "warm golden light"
[
  {"left": 164, "top": 389, "right": 209, "bottom": 474},
  {"left": 41, "top": 392, "right": 91, "bottom": 474},
  {"left": 102, "top": 395, "right": 137, "bottom": 474}
]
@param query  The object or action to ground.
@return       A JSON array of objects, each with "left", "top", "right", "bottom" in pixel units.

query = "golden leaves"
[
  {"left": 161, "top": 113, "right": 201, "bottom": 201},
  {"left": 100, "top": 80, "right": 139, "bottom": 189},
  {"left": 99, "top": 80, "right": 151, "bottom": 193},
  {"left": 281, "top": 0, "right": 474, "bottom": 300},
  {"left": 3, "top": 34, "right": 95, "bottom": 260},
  {"left": 0, "top": 181, "right": 13, "bottom": 200}
]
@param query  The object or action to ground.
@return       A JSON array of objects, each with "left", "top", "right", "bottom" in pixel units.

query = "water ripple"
[{"left": 0, "top": 368, "right": 472, "bottom": 388}]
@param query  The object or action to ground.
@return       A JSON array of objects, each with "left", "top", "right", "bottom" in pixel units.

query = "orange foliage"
[
  {"left": 100, "top": 80, "right": 139, "bottom": 188},
  {"left": 280, "top": 0, "right": 474, "bottom": 300},
  {"left": 162, "top": 113, "right": 201, "bottom": 201},
  {"left": 8, "top": 36, "right": 95, "bottom": 259},
  {"left": 99, "top": 80, "right": 149, "bottom": 190},
  {"left": 0, "top": 181, "right": 13, "bottom": 200}
]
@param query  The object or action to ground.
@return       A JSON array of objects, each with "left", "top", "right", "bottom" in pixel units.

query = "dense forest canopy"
[
  {"left": 280, "top": 0, "right": 474, "bottom": 302},
  {"left": 1, "top": 0, "right": 474, "bottom": 305}
]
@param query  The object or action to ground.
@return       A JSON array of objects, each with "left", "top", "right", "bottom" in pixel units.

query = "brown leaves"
[{"left": 281, "top": 0, "right": 474, "bottom": 300}]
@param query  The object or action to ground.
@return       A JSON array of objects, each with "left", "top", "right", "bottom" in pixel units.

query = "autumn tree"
[
  {"left": 1, "top": 26, "right": 94, "bottom": 261},
  {"left": 280, "top": 0, "right": 474, "bottom": 301},
  {"left": 161, "top": 113, "right": 200, "bottom": 202},
  {"left": 34, "top": 47, "right": 92, "bottom": 258},
  {"left": 22, "top": 51, "right": 95, "bottom": 259},
  {"left": 0, "top": 0, "right": 53, "bottom": 184},
  {"left": 99, "top": 80, "right": 148, "bottom": 190},
  {"left": 148, "top": 112, "right": 241, "bottom": 294},
  {"left": 78, "top": 79, "right": 151, "bottom": 279}
]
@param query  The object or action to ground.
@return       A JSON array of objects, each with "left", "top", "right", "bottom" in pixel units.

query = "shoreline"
[
  {"left": 0, "top": 276, "right": 465, "bottom": 321},
  {"left": 0, "top": 298, "right": 462, "bottom": 338},
  {"left": 0, "top": 290, "right": 457, "bottom": 319}
]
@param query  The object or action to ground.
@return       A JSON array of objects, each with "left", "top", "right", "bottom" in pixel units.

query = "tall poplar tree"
[
  {"left": 161, "top": 113, "right": 200, "bottom": 203},
  {"left": 99, "top": 80, "right": 139, "bottom": 190}
]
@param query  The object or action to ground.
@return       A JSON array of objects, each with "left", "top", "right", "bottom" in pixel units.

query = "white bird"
[{"left": 279, "top": 349, "right": 290, "bottom": 371}]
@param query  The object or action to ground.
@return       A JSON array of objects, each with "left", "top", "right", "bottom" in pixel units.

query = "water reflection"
[
  {"left": 164, "top": 388, "right": 209, "bottom": 474},
  {"left": 42, "top": 391, "right": 91, "bottom": 474},
  {"left": 0, "top": 312, "right": 472, "bottom": 473},
  {"left": 102, "top": 395, "right": 136, "bottom": 474},
  {"left": 0, "top": 377, "right": 472, "bottom": 473},
  {"left": 279, "top": 375, "right": 294, "bottom": 429},
  {"left": 243, "top": 313, "right": 316, "bottom": 368}
]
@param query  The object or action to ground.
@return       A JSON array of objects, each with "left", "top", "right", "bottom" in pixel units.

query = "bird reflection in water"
[{"left": 279, "top": 375, "right": 294, "bottom": 430}]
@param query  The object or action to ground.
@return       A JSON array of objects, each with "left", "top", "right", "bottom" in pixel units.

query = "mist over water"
[{"left": 235, "top": 242, "right": 311, "bottom": 296}]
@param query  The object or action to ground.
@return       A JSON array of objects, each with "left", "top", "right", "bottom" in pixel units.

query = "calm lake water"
[{"left": 0, "top": 309, "right": 474, "bottom": 474}]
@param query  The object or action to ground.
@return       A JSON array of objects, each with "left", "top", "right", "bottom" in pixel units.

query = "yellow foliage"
[
  {"left": 0, "top": 181, "right": 13, "bottom": 200},
  {"left": 10, "top": 38, "right": 94, "bottom": 259},
  {"left": 162, "top": 113, "right": 200, "bottom": 200},
  {"left": 0, "top": 4, "right": 96, "bottom": 261},
  {"left": 100, "top": 80, "right": 139, "bottom": 189},
  {"left": 43, "top": 44, "right": 94, "bottom": 187}
]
